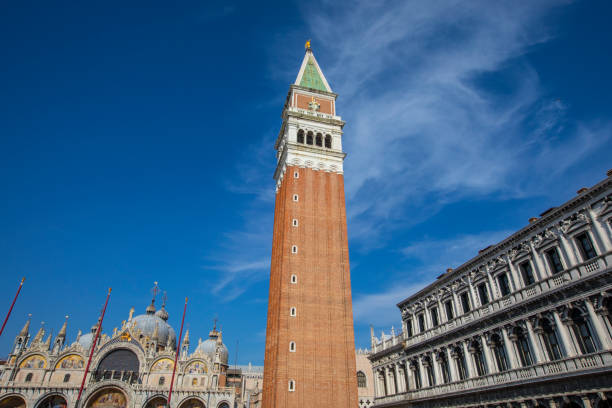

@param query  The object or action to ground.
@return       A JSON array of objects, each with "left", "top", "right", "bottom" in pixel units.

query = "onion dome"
[
  {"left": 131, "top": 303, "right": 176, "bottom": 349},
  {"left": 155, "top": 306, "right": 169, "bottom": 321},
  {"left": 145, "top": 300, "right": 156, "bottom": 314}
]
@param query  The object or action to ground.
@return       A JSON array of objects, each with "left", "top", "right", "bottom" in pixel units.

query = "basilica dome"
[
  {"left": 131, "top": 302, "right": 176, "bottom": 349},
  {"left": 78, "top": 332, "right": 94, "bottom": 351},
  {"left": 194, "top": 324, "right": 229, "bottom": 364},
  {"left": 195, "top": 339, "right": 229, "bottom": 363},
  {"left": 77, "top": 324, "right": 98, "bottom": 350}
]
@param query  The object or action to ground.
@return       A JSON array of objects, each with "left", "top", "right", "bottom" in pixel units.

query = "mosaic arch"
[
  {"left": 143, "top": 396, "right": 167, "bottom": 408},
  {"left": 0, "top": 396, "right": 26, "bottom": 408},
  {"left": 86, "top": 388, "right": 127, "bottom": 408},
  {"left": 150, "top": 359, "right": 174, "bottom": 372},
  {"left": 56, "top": 355, "right": 84, "bottom": 369},
  {"left": 36, "top": 394, "right": 68, "bottom": 408},
  {"left": 178, "top": 398, "right": 204, "bottom": 408},
  {"left": 20, "top": 354, "right": 47, "bottom": 369},
  {"left": 185, "top": 361, "right": 207, "bottom": 374}
]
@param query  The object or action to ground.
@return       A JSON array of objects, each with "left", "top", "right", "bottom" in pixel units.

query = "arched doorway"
[
  {"left": 86, "top": 388, "right": 127, "bottom": 408},
  {"left": 178, "top": 398, "right": 204, "bottom": 408},
  {"left": 36, "top": 395, "right": 67, "bottom": 408},
  {"left": 0, "top": 396, "right": 26, "bottom": 408},
  {"left": 144, "top": 397, "right": 167, "bottom": 408},
  {"left": 95, "top": 349, "right": 139, "bottom": 383},
  {"left": 217, "top": 403, "right": 229, "bottom": 408}
]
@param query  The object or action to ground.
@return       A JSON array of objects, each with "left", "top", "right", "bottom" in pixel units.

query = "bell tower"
[{"left": 262, "top": 42, "right": 358, "bottom": 408}]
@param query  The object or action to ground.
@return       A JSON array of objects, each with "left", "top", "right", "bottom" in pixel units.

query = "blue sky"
[{"left": 1, "top": 0, "right": 611, "bottom": 365}]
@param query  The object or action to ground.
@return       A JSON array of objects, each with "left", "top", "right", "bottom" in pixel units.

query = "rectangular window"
[
  {"left": 576, "top": 232, "right": 597, "bottom": 261},
  {"left": 405, "top": 319, "right": 413, "bottom": 337},
  {"left": 477, "top": 283, "right": 489, "bottom": 305},
  {"left": 426, "top": 365, "right": 435, "bottom": 387},
  {"left": 444, "top": 300, "right": 454, "bottom": 321},
  {"left": 545, "top": 247, "right": 564, "bottom": 274},
  {"left": 430, "top": 307, "right": 439, "bottom": 327},
  {"left": 519, "top": 261, "right": 535, "bottom": 286},
  {"left": 418, "top": 314, "right": 426, "bottom": 332},
  {"left": 497, "top": 273, "right": 511, "bottom": 296},
  {"left": 460, "top": 292, "right": 471, "bottom": 314}
]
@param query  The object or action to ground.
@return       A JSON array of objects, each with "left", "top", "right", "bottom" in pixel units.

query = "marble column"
[
  {"left": 585, "top": 299, "right": 612, "bottom": 349},
  {"left": 553, "top": 310, "right": 577, "bottom": 357},
  {"left": 532, "top": 244, "right": 549, "bottom": 282},
  {"left": 446, "top": 348, "right": 457, "bottom": 382},
  {"left": 558, "top": 233, "right": 579, "bottom": 265},
  {"left": 481, "top": 334, "right": 496, "bottom": 373},
  {"left": 501, "top": 326, "right": 519, "bottom": 369},
  {"left": 525, "top": 320, "right": 544, "bottom": 364},
  {"left": 462, "top": 341, "right": 475, "bottom": 378}
]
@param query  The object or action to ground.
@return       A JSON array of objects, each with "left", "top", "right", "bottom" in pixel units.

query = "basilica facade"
[
  {"left": 0, "top": 298, "right": 263, "bottom": 408},
  {"left": 369, "top": 171, "right": 612, "bottom": 408}
]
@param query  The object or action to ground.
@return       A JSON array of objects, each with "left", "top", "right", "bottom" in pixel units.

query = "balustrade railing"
[
  {"left": 375, "top": 350, "right": 612, "bottom": 405},
  {"left": 373, "top": 252, "right": 610, "bottom": 354}
]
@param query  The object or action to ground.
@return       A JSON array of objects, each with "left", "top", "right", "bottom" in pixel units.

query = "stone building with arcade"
[
  {"left": 0, "top": 297, "right": 262, "bottom": 408},
  {"left": 369, "top": 171, "right": 612, "bottom": 408}
]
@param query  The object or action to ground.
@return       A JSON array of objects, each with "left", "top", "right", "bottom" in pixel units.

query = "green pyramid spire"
[{"left": 299, "top": 56, "right": 328, "bottom": 92}]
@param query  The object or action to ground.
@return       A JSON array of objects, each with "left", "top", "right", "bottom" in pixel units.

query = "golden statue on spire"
[{"left": 305, "top": 39, "right": 311, "bottom": 50}]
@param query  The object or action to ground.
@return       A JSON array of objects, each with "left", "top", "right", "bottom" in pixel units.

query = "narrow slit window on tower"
[
  {"left": 297, "top": 129, "right": 305, "bottom": 144},
  {"left": 290, "top": 307, "right": 297, "bottom": 317},
  {"left": 316, "top": 133, "right": 323, "bottom": 147},
  {"left": 306, "top": 131, "right": 313, "bottom": 145},
  {"left": 291, "top": 274, "right": 298, "bottom": 284},
  {"left": 292, "top": 219, "right": 298, "bottom": 227},
  {"left": 293, "top": 194, "right": 299, "bottom": 202},
  {"left": 289, "top": 341, "right": 296, "bottom": 352},
  {"left": 288, "top": 379, "right": 296, "bottom": 391},
  {"left": 325, "top": 134, "right": 332, "bottom": 148},
  {"left": 291, "top": 245, "right": 298, "bottom": 254},
  {"left": 294, "top": 171, "right": 299, "bottom": 178}
]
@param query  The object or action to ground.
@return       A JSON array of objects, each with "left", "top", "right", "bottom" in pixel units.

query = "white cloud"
[
  {"left": 208, "top": 0, "right": 611, "bottom": 303},
  {"left": 353, "top": 229, "right": 512, "bottom": 328},
  {"left": 301, "top": 0, "right": 609, "bottom": 246}
]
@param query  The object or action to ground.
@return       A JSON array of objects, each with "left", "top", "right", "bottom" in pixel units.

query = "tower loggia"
[{"left": 262, "top": 42, "right": 358, "bottom": 408}]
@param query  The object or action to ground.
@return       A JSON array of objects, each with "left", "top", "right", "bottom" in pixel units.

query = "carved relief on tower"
[{"left": 294, "top": 93, "right": 333, "bottom": 115}]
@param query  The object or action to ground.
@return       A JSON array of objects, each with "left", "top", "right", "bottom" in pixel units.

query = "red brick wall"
[
  {"left": 295, "top": 93, "right": 334, "bottom": 115},
  {"left": 263, "top": 166, "right": 358, "bottom": 408}
]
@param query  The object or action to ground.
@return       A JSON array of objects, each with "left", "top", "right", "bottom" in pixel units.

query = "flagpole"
[
  {"left": 75, "top": 288, "right": 112, "bottom": 408},
  {"left": 168, "top": 297, "right": 187, "bottom": 408},
  {"left": 0, "top": 277, "right": 25, "bottom": 339}
]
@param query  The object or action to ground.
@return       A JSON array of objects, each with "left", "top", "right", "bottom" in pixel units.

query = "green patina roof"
[{"left": 299, "top": 56, "right": 328, "bottom": 92}]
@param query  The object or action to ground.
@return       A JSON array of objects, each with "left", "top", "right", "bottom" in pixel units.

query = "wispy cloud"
[
  {"left": 208, "top": 1, "right": 610, "bottom": 304},
  {"left": 353, "top": 229, "right": 511, "bottom": 328},
  {"left": 301, "top": 0, "right": 609, "bottom": 247}
]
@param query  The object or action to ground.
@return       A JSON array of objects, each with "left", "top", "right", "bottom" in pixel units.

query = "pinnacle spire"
[
  {"left": 58, "top": 316, "right": 68, "bottom": 338},
  {"left": 19, "top": 315, "right": 32, "bottom": 337},
  {"left": 294, "top": 41, "right": 332, "bottom": 93},
  {"left": 32, "top": 324, "right": 45, "bottom": 344}
]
